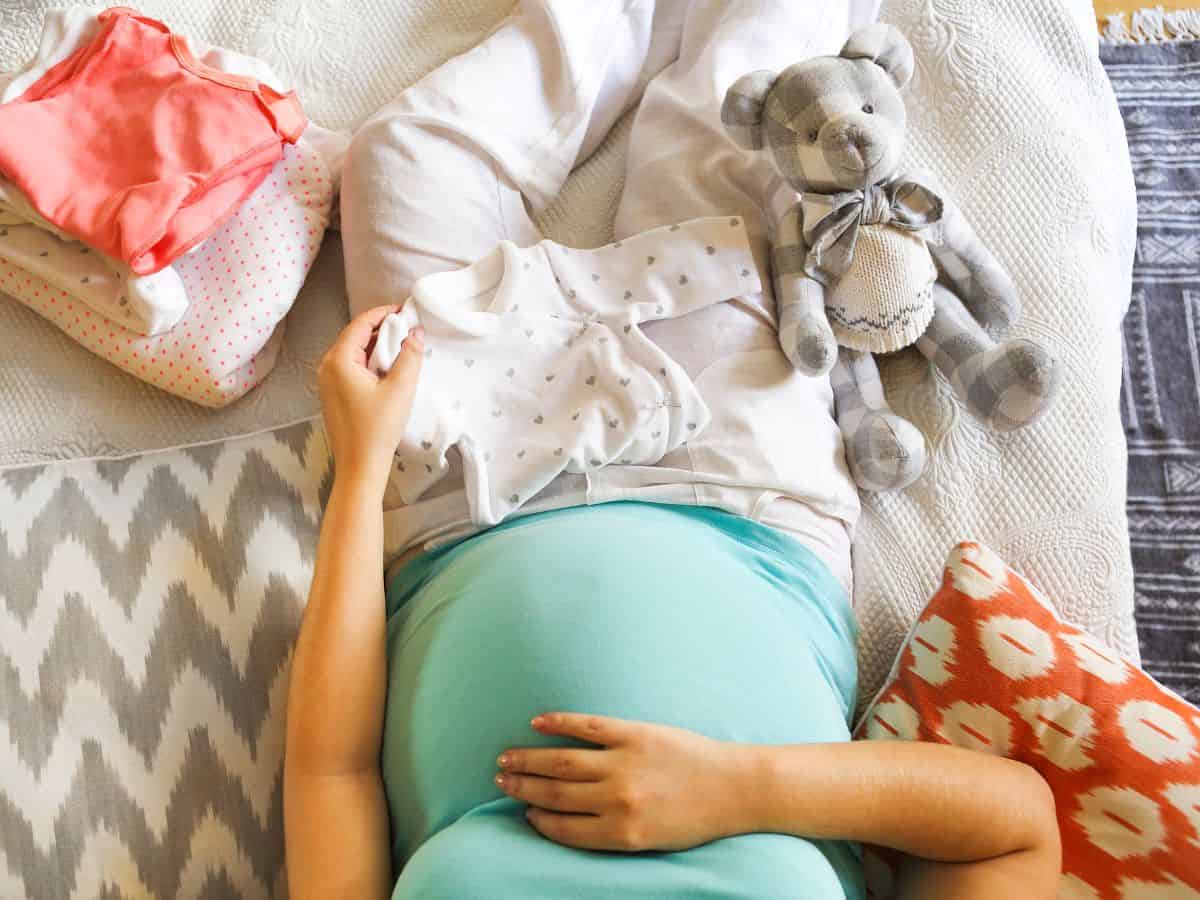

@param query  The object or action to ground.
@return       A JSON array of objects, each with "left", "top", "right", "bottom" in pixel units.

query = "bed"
[{"left": 0, "top": 0, "right": 1137, "bottom": 896}]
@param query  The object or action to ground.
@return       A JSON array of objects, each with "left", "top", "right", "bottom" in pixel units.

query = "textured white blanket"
[
  {"left": 855, "top": 0, "right": 1139, "bottom": 700},
  {"left": 0, "top": 0, "right": 1137, "bottom": 703}
]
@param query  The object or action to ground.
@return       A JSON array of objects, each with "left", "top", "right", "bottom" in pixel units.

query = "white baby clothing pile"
[
  {"left": 0, "top": 174, "right": 191, "bottom": 335},
  {"left": 370, "top": 216, "right": 762, "bottom": 524},
  {"left": 0, "top": 7, "right": 348, "bottom": 406}
]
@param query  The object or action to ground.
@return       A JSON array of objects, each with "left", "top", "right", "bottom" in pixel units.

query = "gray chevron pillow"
[{"left": 0, "top": 420, "right": 331, "bottom": 900}]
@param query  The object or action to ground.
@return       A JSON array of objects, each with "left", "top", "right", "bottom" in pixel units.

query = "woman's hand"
[
  {"left": 496, "top": 715, "right": 1061, "bottom": 898},
  {"left": 495, "top": 713, "right": 750, "bottom": 852},
  {"left": 317, "top": 305, "right": 424, "bottom": 489}
]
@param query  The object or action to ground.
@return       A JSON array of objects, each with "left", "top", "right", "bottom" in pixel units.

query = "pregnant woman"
[{"left": 284, "top": 1, "right": 1061, "bottom": 897}]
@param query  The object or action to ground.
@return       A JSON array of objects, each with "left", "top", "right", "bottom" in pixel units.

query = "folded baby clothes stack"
[
  {"left": 0, "top": 6, "right": 347, "bottom": 406},
  {"left": 0, "top": 174, "right": 191, "bottom": 335}
]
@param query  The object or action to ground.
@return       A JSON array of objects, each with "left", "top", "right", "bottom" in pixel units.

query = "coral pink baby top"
[{"left": 0, "top": 7, "right": 306, "bottom": 275}]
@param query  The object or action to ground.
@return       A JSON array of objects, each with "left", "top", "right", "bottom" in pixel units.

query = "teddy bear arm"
[
  {"left": 924, "top": 190, "right": 1022, "bottom": 333},
  {"left": 777, "top": 272, "right": 838, "bottom": 376},
  {"left": 772, "top": 204, "right": 837, "bottom": 376}
]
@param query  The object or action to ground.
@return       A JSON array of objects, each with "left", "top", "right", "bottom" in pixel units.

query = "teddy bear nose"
[
  {"left": 845, "top": 133, "right": 868, "bottom": 165},
  {"left": 834, "top": 120, "right": 883, "bottom": 170}
]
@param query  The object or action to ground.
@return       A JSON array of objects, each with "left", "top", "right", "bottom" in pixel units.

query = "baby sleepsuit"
[{"left": 369, "top": 216, "right": 761, "bottom": 525}]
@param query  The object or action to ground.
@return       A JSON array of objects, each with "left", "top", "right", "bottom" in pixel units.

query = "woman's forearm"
[
  {"left": 733, "top": 741, "right": 1059, "bottom": 864},
  {"left": 286, "top": 465, "right": 390, "bottom": 773},
  {"left": 284, "top": 309, "right": 422, "bottom": 899}
]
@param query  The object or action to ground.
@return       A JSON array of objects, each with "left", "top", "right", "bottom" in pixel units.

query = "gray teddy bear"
[{"left": 721, "top": 23, "right": 1063, "bottom": 492}]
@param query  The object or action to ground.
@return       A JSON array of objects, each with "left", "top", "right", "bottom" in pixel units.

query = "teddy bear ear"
[
  {"left": 840, "top": 23, "right": 915, "bottom": 89},
  {"left": 721, "top": 70, "right": 777, "bottom": 150}
]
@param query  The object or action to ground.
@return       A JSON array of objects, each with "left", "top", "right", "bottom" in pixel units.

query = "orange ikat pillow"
[{"left": 854, "top": 542, "right": 1200, "bottom": 899}]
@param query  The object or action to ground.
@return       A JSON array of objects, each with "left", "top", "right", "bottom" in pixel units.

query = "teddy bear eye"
[
  {"left": 807, "top": 129, "right": 819, "bottom": 143},
  {"left": 862, "top": 103, "right": 874, "bottom": 114}
]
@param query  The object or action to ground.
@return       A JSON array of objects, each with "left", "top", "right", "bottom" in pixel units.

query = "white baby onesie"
[
  {"left": 0, "top": 174, "right": 189, "bottom": 335},
  {"left": 369, "top": 216, "right": 762, "bottom": 525}
]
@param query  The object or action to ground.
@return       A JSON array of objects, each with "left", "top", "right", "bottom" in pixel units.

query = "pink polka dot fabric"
[{"left": 0, "top": 138, "right": 332, "bottom": 407}]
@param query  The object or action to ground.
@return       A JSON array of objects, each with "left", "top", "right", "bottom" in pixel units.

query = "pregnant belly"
[{"left": 381, "top": 503, "right": 861, "bottom": 899}]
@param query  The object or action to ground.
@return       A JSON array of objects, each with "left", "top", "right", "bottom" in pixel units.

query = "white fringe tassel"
[{"left": 1103, "top": 6, "right": 1200, "bottom": 43}]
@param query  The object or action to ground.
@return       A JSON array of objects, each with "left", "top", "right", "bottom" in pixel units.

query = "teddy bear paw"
[
  {"left": 844, "top": 410, "right": 927, "bottom": 492},
  {"left": 780, "top": 316, "right": 838, "bottom": 376},
  {"left": 959, "top": 338, "right": 1064, "bottom": 432}
]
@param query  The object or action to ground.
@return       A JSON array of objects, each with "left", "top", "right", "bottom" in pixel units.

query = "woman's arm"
[
  {"left": 284, "top": 472, "right": 394, "bottom": 900},
  {"left": 496, "top": 714, "right": 1061, "bottom": 899},
  {"left": 284, "top": 307, "right": 424, "bottom": 900},
  {"left": 737, "top": 739, "right": 1061, "bottom": 898}
]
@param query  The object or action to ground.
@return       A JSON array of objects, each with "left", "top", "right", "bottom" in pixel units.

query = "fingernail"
[
  {"left": 494, "top": 774, "right": 507, "bottom": 787},
  {"left": 407, "top": 327, "right": 425, "bottom": 350},
  {"left": 498, "top": 754, "right": 510, "bottom": 767},
  {"left": 531, "top": 716, "right": 545, "bottom": 729}
]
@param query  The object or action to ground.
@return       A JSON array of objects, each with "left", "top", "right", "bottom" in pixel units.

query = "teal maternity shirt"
[{"left": 382, "top": 502, "right": 863, "bottom": 899}]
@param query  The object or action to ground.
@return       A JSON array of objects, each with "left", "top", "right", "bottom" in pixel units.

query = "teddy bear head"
[{"left": 721, "top": 24, "right": 915, "bottom": 193}]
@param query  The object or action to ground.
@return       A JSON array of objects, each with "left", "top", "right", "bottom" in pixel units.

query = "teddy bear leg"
[
  {"left": 832, "top": 346, "right": 927, "bottom": 492},
  {"left": 916, "top": 283, "right": 1063, "bottom": 431}
]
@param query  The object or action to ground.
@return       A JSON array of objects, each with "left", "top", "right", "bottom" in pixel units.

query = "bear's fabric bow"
[{"left": 800, "top": 179, "right": 944, "bottom": 284}]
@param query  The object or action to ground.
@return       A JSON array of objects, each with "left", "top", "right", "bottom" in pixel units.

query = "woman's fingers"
[
  {"left": 498, "top": 747, "right": 607, "bottom": 781},
  {"left": 330, "top": 304, "right": 403, "bottom": 362},
  {"left": 382, "top": 327, "right": 424, "bottom": 402},
  {"left": 531, "top": 712, "right": 637, "bottom": 747},
  {"left": 495, "top": 773, "right": 603, "bottom": 814},
  {"left": 525, "top": 808, "right": 642, "bottom": 852}
]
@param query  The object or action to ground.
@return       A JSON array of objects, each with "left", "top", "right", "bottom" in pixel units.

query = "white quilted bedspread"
[
  {"left": 0, "top": 0, "right": 1137, "bottom": 702},
  {"left": 855, "top": 0, "right": 1138, "bottom": 701}
]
